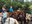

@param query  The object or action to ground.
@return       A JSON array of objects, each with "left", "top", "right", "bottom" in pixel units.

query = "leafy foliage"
[{"left": 0, "top": 0, "right": 32, "bottom": 14}]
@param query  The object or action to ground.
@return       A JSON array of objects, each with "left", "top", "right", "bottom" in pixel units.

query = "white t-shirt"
[
  {"left": 4, "top": 18, "right": 15, "bottom": 24},
  {"left": 10, "top": 18, "right": 15, "bottom": 24},
  {"left": 5, "top": 17, "right": 19, "bottom": 24},
  {"left": 3, "top": 12, "right": 7, "bottom": 18},
  {"left": 10, "top": 18, "right": 19, "bottom": 24}
]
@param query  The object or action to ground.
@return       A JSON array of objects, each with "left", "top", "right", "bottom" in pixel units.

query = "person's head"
[
  {"left": 2, "top": 5, "right": 6, "bottom": 8},
  {"left": 10, "top": 6, "right": 12, "bottom": 8},
  {"left": 2, "top": 5, "right": 7, "bottom": 12}
]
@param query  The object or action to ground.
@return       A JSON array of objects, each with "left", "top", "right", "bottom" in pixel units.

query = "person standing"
[
  {"left": 9, "top": 6, "right": 14, "bottom": 12},
  {"left": 2, "top": 5, "right": 8, "bottom": 24}
]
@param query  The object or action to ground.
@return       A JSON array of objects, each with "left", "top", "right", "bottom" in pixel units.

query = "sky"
[{"left": 24, "top": 0, "right": 32, "bottom": 2}]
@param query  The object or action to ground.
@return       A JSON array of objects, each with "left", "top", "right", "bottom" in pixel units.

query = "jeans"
[{"left": 2, "top": 17, "right": 7, "bottom": 24}]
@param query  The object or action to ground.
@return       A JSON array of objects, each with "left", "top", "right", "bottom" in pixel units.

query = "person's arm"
[
  {"left": 7, "top": 12, "right": 9, "bottom": 18},
  {"left": 14, "top": 19, "right": 19, "bottom": 24},
  {"left": 0, "top": 13, "right": 3, "bottom": 17}
]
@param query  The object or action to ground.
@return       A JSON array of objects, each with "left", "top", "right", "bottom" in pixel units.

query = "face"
[
  {"left": 2, "top": 8, "right": 6, "bottom": 10},
  {"left": 2, "top": 6, "right": 6, "bottom": 10},
  {"left": 2, "top": 8, "right": 7, "bottom": 12},
  {"left": 10, "top": 6, "right": 12, "bottom": 8}
]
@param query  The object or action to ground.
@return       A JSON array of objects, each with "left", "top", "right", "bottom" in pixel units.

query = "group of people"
[
  {"left": 0, "top": 5, "right": 28, "bottom": 24},
  {"left": 0, "top": 5, "right": 19, "bottom": 24}
]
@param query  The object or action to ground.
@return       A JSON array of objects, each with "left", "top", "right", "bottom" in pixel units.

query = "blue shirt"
[{"left": 9, "top": 8, "right": 13, "bottom": 12}]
